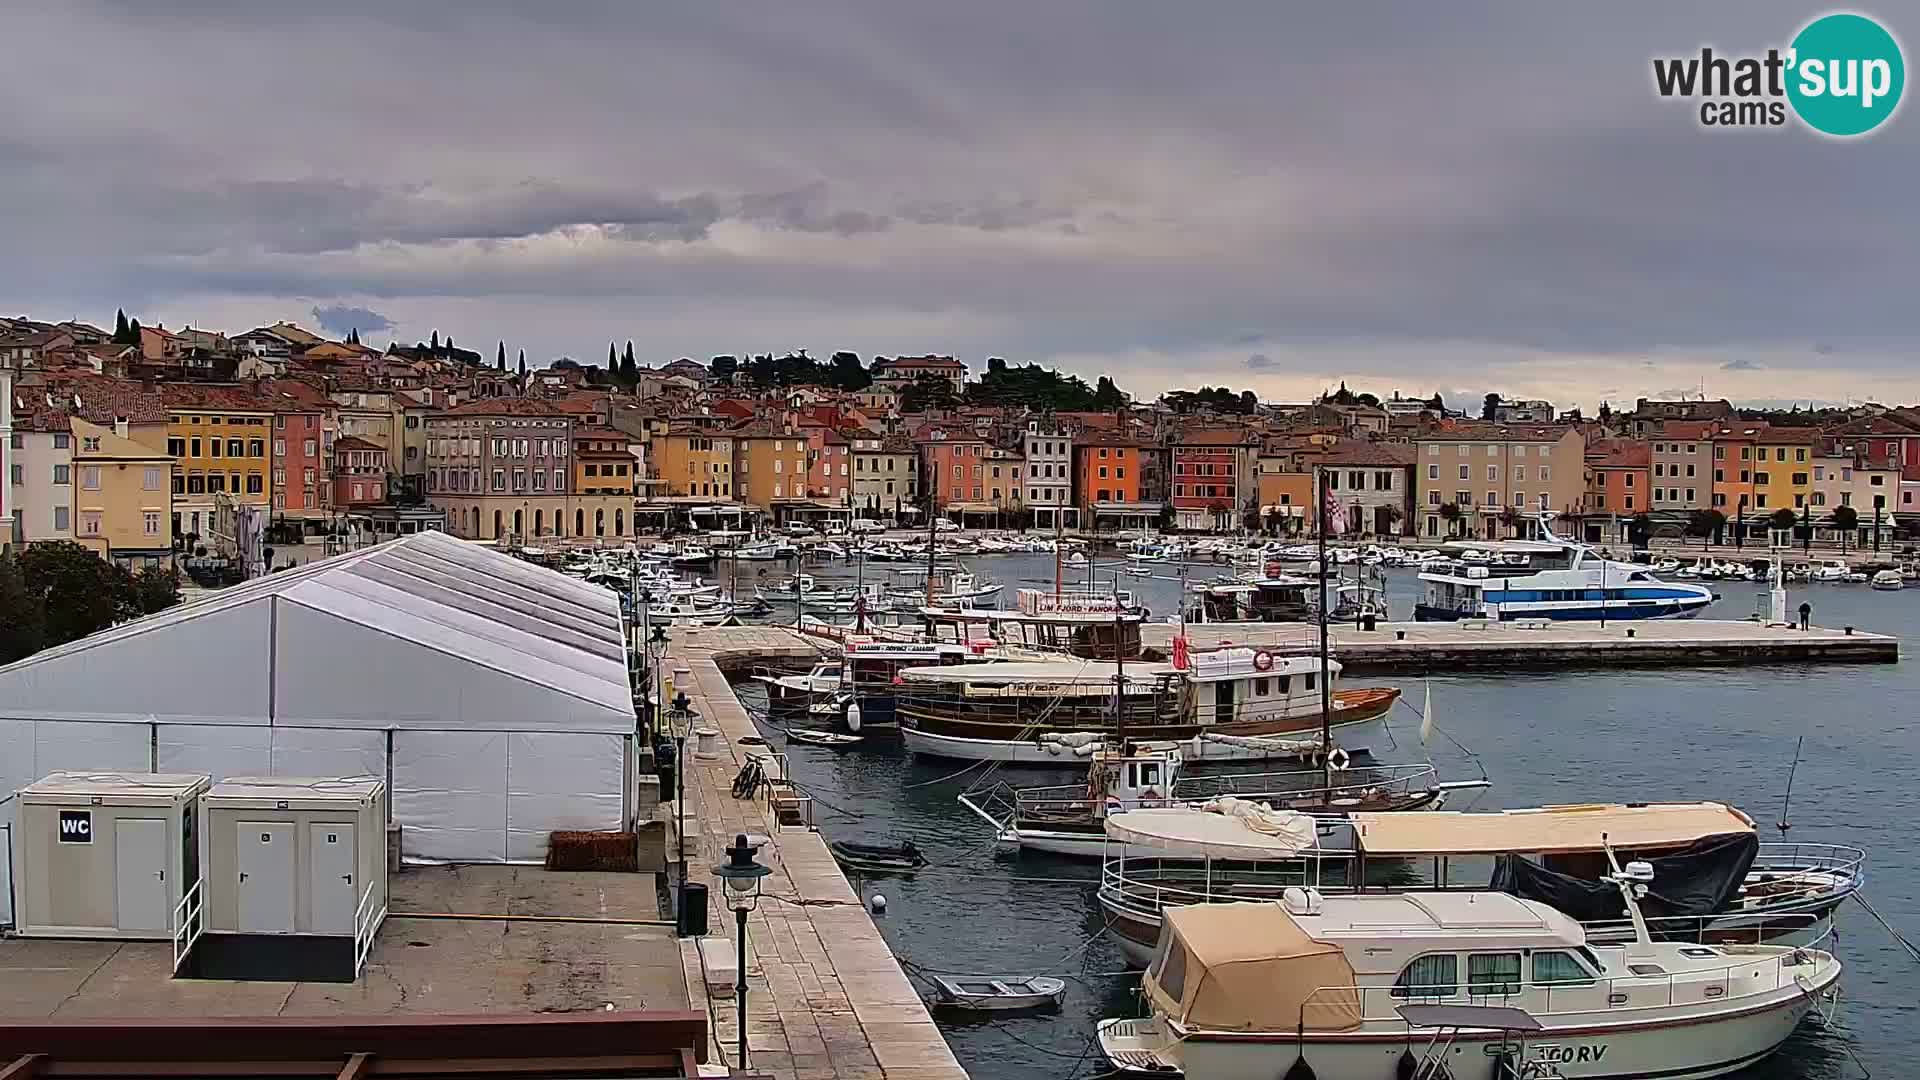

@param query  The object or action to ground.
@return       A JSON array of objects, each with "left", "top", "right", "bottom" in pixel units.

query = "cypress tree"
[
  {"left": 128, "top": 318, "right": 142, "bottom": 342},
  {"left": 430, "top": 330, "right": 439, "bottom": 351},
  {"left": 113, "top": 309, "right": 129, "bottom": 342},
  {"left": 497, "top": 340, "right": 506, "bottom": 369},
  {"left": 518, "top": 353, "right": 527, "bottom": 378},
  {"left": 608, "top": 342, "right": 617, "bottom": 370}
]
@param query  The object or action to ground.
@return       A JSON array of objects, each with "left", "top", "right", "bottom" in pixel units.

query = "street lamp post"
[
  {"left": 1736, "top": 495, "right": 1748, "bottom": 550},
  {"left": 671, "top": 689, "right": 691, "bottom": 883},
  {"left": 712, "top": 833, "right": 770, "bottom": 1074}
]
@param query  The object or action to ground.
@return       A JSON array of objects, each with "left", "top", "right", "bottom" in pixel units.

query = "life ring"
[
  {"left": 1327, "top": 747, "right": 1350, "bottom": 772},
  {"left": 1253, "top": 650, "right": 1275, "bottom": 672}
]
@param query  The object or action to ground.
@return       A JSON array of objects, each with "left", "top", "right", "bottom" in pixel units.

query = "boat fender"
[
  {"left": 1327, "top": 747, "right": 1350, "bottom": 772},
  {"left": 1395, "top": 1048, "right": 1418, "bottom": 1080},
  {"left": 870, "top": 892, "right": 887, "bottom": 913},
  {"left": 1280, "top": 1051, "right": 1316, "bottom": 1080},
  {"left": 846, "top": 703, "right": 862, "bottom": 732},
  {"left": 1253, "top": 649, "right": 1275, "bottom": 672},
  {"left": 1490, "top": 1048, "right": 1521, "bottom": 1080}
]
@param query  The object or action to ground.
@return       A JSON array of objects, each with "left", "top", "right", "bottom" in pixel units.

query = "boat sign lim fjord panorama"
[{"left": 1414, "top": 526, "right": 1713, "bottom": 623}]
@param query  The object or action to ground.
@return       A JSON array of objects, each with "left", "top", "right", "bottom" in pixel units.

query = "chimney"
[{"left": 114, "top": 417, "right": 130, "bottom": 439}]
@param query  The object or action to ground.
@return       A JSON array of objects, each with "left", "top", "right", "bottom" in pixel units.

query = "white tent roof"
[{"left": 0, "top": 531, "right": 634, "bottom": 733}]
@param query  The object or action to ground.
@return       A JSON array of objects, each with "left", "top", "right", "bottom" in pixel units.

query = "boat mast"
[
  {"left": 1317, "top": 464, "right": 1332, "bottom": 800},
  {"left": 1112, "top": 586, "right": 1127, "bottom": 751},
  {"left": 1054, "top": 496, "right": 1064, "bottom": 600},
  {"left": 925, "top": 488, "right": 938, "bottom": 609}
]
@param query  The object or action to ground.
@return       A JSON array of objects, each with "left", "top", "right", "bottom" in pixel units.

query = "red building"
[
  {"left": 1171, "top": 429, "right": 1255, "bottom": 532},
  {"left": 807, "top": 427, "right": 852, "bottom": 505},
  {"left": 922, "top": 435, "right": 989, "bottom": 508},
  {"left": 332, "top": 436, "right": 388, "bottom": 506}
]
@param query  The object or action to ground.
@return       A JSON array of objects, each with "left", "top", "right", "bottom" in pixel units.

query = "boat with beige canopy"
[
  {"left": 1096, "top": 800, "right": 1863, "bottom": 966},
  {"left": 1097, "top": 876, "right": 1841, "bottom": 1080}
]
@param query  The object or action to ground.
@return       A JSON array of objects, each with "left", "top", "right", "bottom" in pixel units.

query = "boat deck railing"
[
  {"left": 1285, "top": 930, "right": 1835, "bottom": 1032},
  {"left": 1009, "top": 763, "right": 1440, "bottom": 821}
]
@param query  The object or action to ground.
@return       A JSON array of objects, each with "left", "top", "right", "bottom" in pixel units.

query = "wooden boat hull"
[{"left": 901, "top": 688, "right": 1398, "bottom": 764}]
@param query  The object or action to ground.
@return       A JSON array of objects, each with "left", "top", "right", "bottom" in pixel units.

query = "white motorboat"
[
  {"left": 930, "top": 974, "right": 1066, "bottom": 1012},
  {"left": 652, "top": 600, "right": 736, "bottom": 627},
  {"left": 749, "top": 661, "right": 842, "bottom": 706},
  {"left": 1097, "top": 874, "right": 1840, "bottom": 1080},
  {"left": 1871, "top": 568, "right": 1904, "bottom": 590}
]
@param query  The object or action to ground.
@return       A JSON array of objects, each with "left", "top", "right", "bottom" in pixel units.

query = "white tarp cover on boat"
[
  {"left": 1106, "top": 802, "right": 1319, "bottom": 860},
  {"left": 1348, "top": 802, "right": 1756, "bottom": 857},
  {"left": 0, "top": 531, "right": 634, "bottom": 880},
  {"left": 1145, "top": 902, "right": 1361, "bottom": 1032}
]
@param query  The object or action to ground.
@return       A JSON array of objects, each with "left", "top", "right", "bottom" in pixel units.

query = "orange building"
[
  {"left": 1074, "top": 435, "right": 1145, "bottom": 518},
  {"left": 922, "top": 435, "right": 989, "bottom": 508},
  {"left": 1585, "top": 440, "right": 1651, "bottom": 515}
]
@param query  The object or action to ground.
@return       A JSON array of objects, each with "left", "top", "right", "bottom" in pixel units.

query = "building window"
[
  {"left": 143, "top": 467, "right": 162, "bottom": 490},
  {"left": 52, "top": 464, "right": 70, "bottom": 485},
  {"left": 81, "top": 466, "right": 101, "bottom": 490},
  {"left": 53, "top": 506, "right": 69, "bottom": 532},
  {"left": 81, "top": 511, "right": 101, "bottom": 536},
  {"left": 493, "top": 469, "right": 506, "bottom": 491}
]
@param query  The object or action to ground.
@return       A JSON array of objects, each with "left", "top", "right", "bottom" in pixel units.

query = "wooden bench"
[
  {"left": 1458, "top": 618, "right": 1493, "bottom": 632},
  {"left": 1512, "top": 618, "right": 1552, "bottom": 631}
]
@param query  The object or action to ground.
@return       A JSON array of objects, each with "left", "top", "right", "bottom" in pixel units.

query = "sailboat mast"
[
  {"left": 925, "top": 488, "right": 938, "bottom": 609},
  {"left": 1054, "top": 498, "right": 1064, "bottom": 600},
  {"left": 1112, "top": 592, "right": 1127, "bottom": 749},
  {"left": 1317, "top": 465, "right": 1333, "bottom": 797}
]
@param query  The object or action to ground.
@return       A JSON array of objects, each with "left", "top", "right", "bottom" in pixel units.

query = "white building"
[
  {"left": 1024, "top": 420, "right": 1078, "bottom": 529},
  {"left": 0, "top": 530, "right": 638, "bottom": 927},
  {"left": 9, "top": 410, "right": 74, "bottom": 544}
]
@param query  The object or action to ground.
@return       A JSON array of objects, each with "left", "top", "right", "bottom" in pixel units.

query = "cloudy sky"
[{"left": 5, "top": 2, "right": 1915, "bottom": 410}]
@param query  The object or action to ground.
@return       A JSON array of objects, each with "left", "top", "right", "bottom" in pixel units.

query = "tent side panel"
[
  {"left": 0, "top": 601, "right": 272, "bottom": 722},
  {"left": 157, "top": 724, "right": 272, "bottom": 781},
  {"left": 391, "top": 730, "right": 508, "bottom": 862},
  {"left": 271, "top": 728, "right": 387, "bottom": 779},
  {"left": 505, "top": 732, "right": 627, "bottom": 862}
]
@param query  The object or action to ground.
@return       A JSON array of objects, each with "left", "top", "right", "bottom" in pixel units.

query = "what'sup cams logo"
[{"left": 1654, "top": 12, "right": 1904, "bottom": 136}]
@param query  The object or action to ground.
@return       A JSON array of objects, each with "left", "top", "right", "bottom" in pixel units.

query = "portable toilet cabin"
[
  {"left": 10, "top": 772, "right": 211, "bottom": 943},
  {"left": 191, "top": 776, "right": 387, "bottom": 982}
]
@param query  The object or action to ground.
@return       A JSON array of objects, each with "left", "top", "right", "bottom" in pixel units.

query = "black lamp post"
[
  {"left": 712, "top": 833, "right": 770, "bottom": 1073},
  {"left": 671, "top": 689, "right": 691, "bottom": 881},
  {"left": 1736, "top": 494, "right": 1748, "bottom": 549}
]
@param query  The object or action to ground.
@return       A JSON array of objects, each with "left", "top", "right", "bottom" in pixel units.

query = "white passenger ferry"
[{"left": 1415, "top": 523, "right": 1712, "bottom": 622}]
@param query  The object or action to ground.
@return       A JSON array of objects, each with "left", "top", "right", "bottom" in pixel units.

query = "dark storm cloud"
[
  {"left": 3, "top": 0, "right": 1916, "bottom": 402},
  {"left": 311, "top": 304, "right": 394, "bottom": 336},
  {"left": 1246, "top": 354, "right": 1274, "bottom": 370}
]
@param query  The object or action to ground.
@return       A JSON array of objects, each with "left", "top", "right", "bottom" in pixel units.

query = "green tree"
[
  {"left": 620, "top": 341, "right": 639, "bottom": 384},
  {"left": 16, "top": 542, "right": 124, "bottom": 647},
  {"left": 1482, "top": 393, "right": 1502, "bottom": 421},
  {"left": 1438, "top": 501, "right": 1464, "bottom": 538},
  {"left": 0, "top": 553, "right": 46, "bottom": 663},
  {"left": 113, "top": 309, "right": 131, "bottom": 343},
  {"left": 1093, "top": 376, "right": 1126, "bottom": 410},
  {"left": 1769, "top": 507, "right": 1798, "bottom": 534},
  {"left": 827, "top": 351, "right": 871, "bottom": 390},
  {"left": 497, "top": 340, "right": 507, "bottom": 370},
  {"left": 121, "top": 565, "right": 183, "bottom": 617},
  {"left": 608, "top": 341, "right": 617, "bottom": 371},
  {"left": 711, "top": 355, "right": 738, "bottom": 383},
  {"left": 1686, "top": 508, "right": 1726, "bottom": 546},
  {"left": 1832, "top": 504, "right": 1859, "bottom": 553},
  {"left": 128, "top": 317, "right": 142, "bottom": 342},
  {"left": 516, "top": 348, "right": 525, "bottom": 374},
  {"left": 1426, "top": 392, "right": 1445, "bottom": 412},
  {"left": 431, "top": 330, "right": 440, "bottom": 351},
  {"left": 901, "top": 374, "right": 959, "bottom": 412}
]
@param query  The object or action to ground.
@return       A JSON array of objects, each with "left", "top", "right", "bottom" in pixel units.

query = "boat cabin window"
[
  {"left": 1390, "top": 954, "right": 1458, "bottom": 999},
  {"left": 1129, "top": 762, "right": 1163, "bottom": 789},
  {"left": 1253, "top": 677, "right": 1270, "bottom": 696},
  {"left": 1277, "top": 674, "right": 1290, "bottom": 694},
  {"left": 1467, "top": 952, "right": 1521, "bottom": 997},
  {"left": 1149, "top": 936, "right": 1189, "bottom": 1001},
  {"left": 1678, "top": 947, "right": 1719, "bottom": 959},
  {"left": 1304, "top": 672, "right": 1317, "bottom": 691},
  {"left": 1530, "top": 950, "right": 1597, "bottom": 986},
  {"left": 1627, "top": 962, "right": 1667, "bottom": 976}
]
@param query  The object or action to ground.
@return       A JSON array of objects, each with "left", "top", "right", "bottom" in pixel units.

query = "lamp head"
[{"left": 712, "top": 832, "right": 770, "bottom": 908}]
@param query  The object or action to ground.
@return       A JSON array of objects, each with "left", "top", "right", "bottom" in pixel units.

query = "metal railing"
[
  {"left": 171, "top": 878, "right": 204, "bottom": 973},
  {"left": 1010, "top": 763, "right": 1442, "bottom": 822},
  {"left": 352, "top": 883, "right": 382, "bottom": 979}
]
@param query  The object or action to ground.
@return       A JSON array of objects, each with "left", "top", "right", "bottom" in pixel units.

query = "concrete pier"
[
  {"left": 1144, "top": 618, "right": 1897, "bottom": 672},
  {"left": 661, "top": 625, "right": 967, "bottom": 1080}
]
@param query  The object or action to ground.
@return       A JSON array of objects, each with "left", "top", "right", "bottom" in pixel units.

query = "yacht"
[
  {"left": 1871, "top": 568, "right": 1905, "bottom": 590},
  {"left": 1097, "top": 881, "right": 1840, "bottom": 1080},
  {"left": 1416, "top": 523, "right": 1712, "bottom": 621}
]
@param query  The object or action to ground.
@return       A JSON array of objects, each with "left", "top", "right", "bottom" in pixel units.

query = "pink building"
[
  {"left": 808, "top": 427, "right": 852, "bottom": 505},
  {"left": 332, "top": 436, "right": 388, "bottom": 506}
]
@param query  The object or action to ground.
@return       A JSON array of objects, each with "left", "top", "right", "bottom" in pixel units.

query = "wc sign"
[{"left": 58, "top": 809, "right": 93, "bottom": 843}]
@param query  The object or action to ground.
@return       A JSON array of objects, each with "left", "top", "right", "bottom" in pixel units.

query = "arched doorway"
[
  {"left": 492, "top": 509, "right": 502, "bottom": 537},
  {"left": 576, "top": 508, "right": 585, "bottom": 536},
  {"left": 534, "top": 508, "right": 544, "bottom": 536},
  {"left": 615, "top": 509, "right": 624, "bottom": 536},
  {"left": 595, "top": 509, "right": 605, "bottom": 536},
  {"left": 513, "top": 509, "right": 523, "bottom": 537}
]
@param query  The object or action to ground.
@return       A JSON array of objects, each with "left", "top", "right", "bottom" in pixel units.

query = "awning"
[
  {"left": 1145, "top": 902, "right": 1361, "bottom": 1032},
  {"left": 1349, "top": 802, "right": 1755, "bottom": 857}
]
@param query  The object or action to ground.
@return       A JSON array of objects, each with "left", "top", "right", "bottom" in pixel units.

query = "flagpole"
[{"left": 1317, "top": 465, "right": 1332, "bottom": 802}]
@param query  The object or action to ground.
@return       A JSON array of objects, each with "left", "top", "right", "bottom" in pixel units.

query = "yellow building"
[
  {"left": 162, "top": 388, "right": 273, "bottom": 541},
  {"left": 1752, "top": 428, "right": 1819, "bottom": 515},
  {"left": 732, "top": 427, "right": 810, "bottom": 508},
  {"left": 569, "top": 425, "right": 636, "bottom": 540},
  {"left": 654, "top": 429, "right": 734, "bottom": 498},
  {"left": 70, "top": 418, "right": 173, "bottom": 565}
]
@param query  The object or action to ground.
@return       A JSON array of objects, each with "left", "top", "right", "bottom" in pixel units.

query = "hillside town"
[{"left": 4, "top": 312, "right": 1918, "bottom": 576}]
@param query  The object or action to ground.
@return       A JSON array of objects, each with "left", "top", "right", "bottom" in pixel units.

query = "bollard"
[
  {"left": 1396, "top": 630, "right": 1406, "bottom": 641},
  {"left": 1626, "top": 628, "right": 1636, "bottom": 638},
  {"left": 1845, "top": 625, "right": 1855, "bottom": 636}
]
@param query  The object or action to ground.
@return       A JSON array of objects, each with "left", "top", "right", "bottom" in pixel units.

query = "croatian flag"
[{"left": 1321, "top": 474, "right": 1345, "bottom": 537}]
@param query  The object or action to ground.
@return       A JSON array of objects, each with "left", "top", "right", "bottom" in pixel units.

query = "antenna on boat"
[
  {"left": 1601, "top": 835, "right": 1658, "bottom": 957},
  {"left": 1776, "top": 735, "right": 1803, "bottom": 839}
]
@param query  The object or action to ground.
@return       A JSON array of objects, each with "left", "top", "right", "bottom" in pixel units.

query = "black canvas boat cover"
[{"left": 1489, "top": 832, "right": 1759, "bottom": 930}]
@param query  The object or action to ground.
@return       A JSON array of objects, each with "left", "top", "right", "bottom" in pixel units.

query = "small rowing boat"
[
  {"left": 930, "top": 974, "right": 1067, "bottom": 1012},
  {"left": 786, "top": 728, "right": 865, "bottom": 749},
  {"left": 828, "top": 839, "right": 926, "bottom": 873}
]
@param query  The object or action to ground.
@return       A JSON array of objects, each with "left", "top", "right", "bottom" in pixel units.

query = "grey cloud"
[
  {"left": 3, "top": 0, "right": 1918, "bottom": 407},
  {"left": 1246, "top": 353, "right": 1274, "bottom": 370},
  {"left": 1722, "top": 358, "right": 1765, "bottom": 371},
  {"left": 311, "top": 304, "right": 394, "bottom": 336}
]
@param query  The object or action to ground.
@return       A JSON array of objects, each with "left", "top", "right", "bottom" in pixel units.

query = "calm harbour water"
[{"left": 728, "top": 552, "right": 1918, "bottom": 1079}]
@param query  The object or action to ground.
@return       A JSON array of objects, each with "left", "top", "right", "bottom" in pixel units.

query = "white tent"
[{"left": 0, "top": 531, "right": 636, "bottom": 923}]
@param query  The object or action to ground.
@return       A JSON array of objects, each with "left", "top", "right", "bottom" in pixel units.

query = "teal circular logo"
[{"left": 1787, "top": 13, "right": 1904, "bottom": 136}]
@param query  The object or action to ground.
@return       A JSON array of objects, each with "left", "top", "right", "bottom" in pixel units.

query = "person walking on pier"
[{"left": 1798, "top": 601, "right": 1812, "bottom": 631}]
